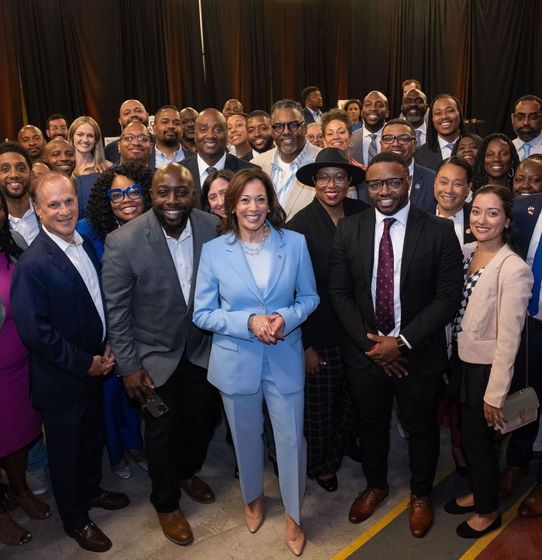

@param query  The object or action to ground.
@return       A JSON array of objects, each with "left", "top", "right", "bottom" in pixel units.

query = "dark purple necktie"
[{"left": 375, "top": 218, "right": 396, "bottom": 335}]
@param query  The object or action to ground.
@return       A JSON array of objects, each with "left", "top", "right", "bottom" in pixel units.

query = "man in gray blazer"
[{"left": 102, "top": 163, "right": 220, "bottom": 547}]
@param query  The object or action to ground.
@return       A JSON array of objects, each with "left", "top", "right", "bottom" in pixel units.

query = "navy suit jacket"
[
  {"left": 11, "top": 231, "right": 105, "bottom": 408},
  {"left": 513, "top": 193, "right": 542, "bottom": 259},
  {"left": 181, "top": 153, "right": 259, "bottom": 208},
  {"left": 414, "top": 143, "right": 443, "bottom": 171},
  {"left": 410, "top": 164, "right": 437, "bottom": 213},
  {"left": 302, "top": 107, "right": 316, "bottom": 124}
]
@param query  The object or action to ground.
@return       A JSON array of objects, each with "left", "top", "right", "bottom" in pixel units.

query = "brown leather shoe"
[
  {"left": 348, "top": 487, "right": 389, "bottom": 523},
  {"left": 499, "top": 466, "right": 529, "bottom": 499},
  {"left": 409, "top": 495, "right": 433, "bottom": 538},
  {"left": 157, "top": 510, "right": 194, "bottom": 546},
  {"left": 180, "top": 476, "right": 215, "bottom": 504},
  {"left": 66, "top": 521, "right": 112, "bottom": 552},
  {"left": 518, "top": 483, "right": 542, "bottom": 519}
]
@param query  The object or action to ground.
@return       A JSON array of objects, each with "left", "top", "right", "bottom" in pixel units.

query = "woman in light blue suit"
[{"left": 193, "top": 169, "right": 319, "bottom": 556}]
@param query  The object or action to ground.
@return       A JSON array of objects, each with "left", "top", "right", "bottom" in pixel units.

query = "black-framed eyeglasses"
[
  {"left": 381, "top": 134, "right": 415, "bottom": 145},
  {"left": 120, "top": 134, "right": 151, "bottom": 144},
  {"left": 271, "top": 121, "right": 305, "bottom": 133},
  {"left": 366, "top": 177, "right": 406, "bottom": 191},
  {"left": 513, "top": 113, "right": 542, "bottom": 122},
  {"left": 314, "top": 172, "right": 350, "bottom": 186},
  {"left": 106, "top": 184, "right": 143, "bottom": 202}
]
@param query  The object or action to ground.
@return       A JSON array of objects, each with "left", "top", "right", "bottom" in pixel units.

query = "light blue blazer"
[{"left": 193, "top": 226, "right": 319, "bottom": 396}]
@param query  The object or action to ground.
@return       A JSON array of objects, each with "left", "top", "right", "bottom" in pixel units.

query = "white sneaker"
[
  {"left": 112, "top": 458, "right": 132, "bottom": 480},
  {"left": 26, "top": 468, "right": 48, "bottom": 495}
]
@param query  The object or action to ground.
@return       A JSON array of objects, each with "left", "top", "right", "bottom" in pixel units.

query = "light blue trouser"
[{"left": 221, "top": 363, "right": 306, "bottom": 524}]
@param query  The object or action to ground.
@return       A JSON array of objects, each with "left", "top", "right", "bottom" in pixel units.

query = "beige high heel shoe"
[
  {"left": 286, "top": 515, "right": 305, "bottom": 556},
  {"left": 244, "top": 495, "right": 264, "bottom": 534}
]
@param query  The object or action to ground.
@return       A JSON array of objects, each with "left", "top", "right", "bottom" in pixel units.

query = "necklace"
[{"left": 240, "top": 224, "right": 270, "bottom": 255}]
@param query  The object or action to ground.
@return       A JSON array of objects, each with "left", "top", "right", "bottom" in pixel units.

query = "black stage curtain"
[{"left": 1, "top": 0, "right": 541, "bottom": 141}]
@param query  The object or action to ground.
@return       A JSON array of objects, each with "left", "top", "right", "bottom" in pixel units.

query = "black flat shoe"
[
  {"left": 315, "top": 474, "right": 338, "bottom": 492},
  {"left": 444, "top": 498, "right": 476, "bottom": 514},
  {"left": 456, "top": 514, "right": 501, "bottom": 538}
]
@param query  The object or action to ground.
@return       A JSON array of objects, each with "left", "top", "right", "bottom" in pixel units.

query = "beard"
[
  {"left": 162, "top": 135, "right": 180, "bottom": 147},
  {"left": 153, "top": 205, "right": 192, "bottom": 238},
  {"left": 517, "top": 126, "right": 539, "bottom": 143}
]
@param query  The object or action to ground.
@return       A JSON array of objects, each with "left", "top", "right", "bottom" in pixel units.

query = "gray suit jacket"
[{"left": 102, "top": 208, "right": 219, "bottom": 387}]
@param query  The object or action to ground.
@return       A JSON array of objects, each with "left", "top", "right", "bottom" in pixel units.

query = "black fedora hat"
[{"left": 296, "top": 147, "right": 365, "bottom": 187}]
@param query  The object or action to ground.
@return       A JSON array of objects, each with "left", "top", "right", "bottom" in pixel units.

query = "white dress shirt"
[
  {"left": 9, "top": 202, "right": 40, "bottom": 245},
  {"left": 371, "top": 203, "right": 410, "bottom": 342},
  {"left": 163, "top": 219, "right": 193, "bottom": 303},
  {"left": 436, "top": 207, "right": 465, "bottom": 246},
  {"left": 513, "top": 132, "right": 542, "bottom": 161},
  {"left": 42, "top": 226, "right": 106, "bottom": 339},
  {"left": 197, "top": 152, "right": 227, "bottom": 187},
  {"left": 438, "top": 135, "right": 459, "bottom": 160},
  {"left": 362, "top": 125, "right": 383, "bottom": 164},
  {"left": 526, "top": 210, "right": 542, "bottom": 319}
]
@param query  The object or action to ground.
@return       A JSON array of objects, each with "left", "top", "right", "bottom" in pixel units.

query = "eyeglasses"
[
  {"left": 513, "top": 113, "right": 542, "bottom": 123},
  {"left": 366, "top": 177, "right": 406, "bottom": 191},
  {"left": 120, "top": 134, "right": 151, "bottom": 144},
  {"left": 106, "top": 184, "right": 143, "bottom": 202},
  {"left": 381, "top": 134, "right": 415, "bottom": 145},
  {"left": 271, "top": 121, "right": 304, "bottom": 133},
  {"left": 314, "top": 172, "right": 350, "bottom": 186}
]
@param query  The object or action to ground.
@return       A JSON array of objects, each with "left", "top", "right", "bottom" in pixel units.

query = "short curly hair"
[{"left": 85, "top": 162, "right": 153, "bottom": 240}]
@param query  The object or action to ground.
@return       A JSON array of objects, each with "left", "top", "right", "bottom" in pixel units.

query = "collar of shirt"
[
  {"left": 438, "top": 135, "right": 459, "bottom": 150},
  {"left": 363, "top": 126, "right": 383, "bottom": 140},
  {"left": 416, "top": 122, "right": 427, "bottom": 135},
  {"left": 272, "top": 140, "right": 317, "bottom": 172},
  {"left": 307, "top": 107, "right": 321, "bottom": 120},
  {"left": 161, "top": 217, "right": 193, "bottom": 244},
  {"left": 517, "top": 131, "right": 542, "bottom": 150},
  {"left": 155, "top": 145, "right": 183, "bottom": 166},
  {"left": 42, "top": 224, "right": 82, "bottom": 251},
  {"left": 197, "top": 152, "right": 226, "bottom": 179},
  {"left": 375, "top": 202, "right": 410, "bottom": 229},
  {"left": 8, "top": 201, "right": 35, "bottom": 223}
]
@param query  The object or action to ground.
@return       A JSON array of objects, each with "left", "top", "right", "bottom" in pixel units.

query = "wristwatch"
[{"left": 395, "top": 336, "right": 409, "bottom": 356}]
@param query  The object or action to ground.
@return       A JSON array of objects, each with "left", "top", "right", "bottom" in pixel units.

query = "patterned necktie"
[
  {"left": 368, "top": 134, "right": 378, "bottom": 163},
  {"left": 523, "top": 143, "right": 531, "bottom": 161},
  {"left": 206, "top": 166, "right": 217, "bottom": 176},
  {"left": 528, "top": 237, "right": 542, "bottom": 316},
  {"left": 375, "top": 218, "right": 396, "bottom": 335},
  {"left": 445, "top": 143, "right": 455, "bottom": 154},
  {"left": 415, "top": 129, "right": 422, "bottom": 146}
]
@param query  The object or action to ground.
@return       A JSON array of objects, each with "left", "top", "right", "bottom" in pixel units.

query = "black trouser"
[
  {"left": 144, "top": 353, "right": 219, "bottom": 512},
  {"left": 506, "top": 325, "right": 542, "bottom": 483},
  {"left": 345, "top": 364, "right": 440, "bottom": 497},
  {"left": 42, "top": 386, "right": 104, "bottom": 531},
  {"left": 459, "top": 362, "right": 500, "bottom": 513}
]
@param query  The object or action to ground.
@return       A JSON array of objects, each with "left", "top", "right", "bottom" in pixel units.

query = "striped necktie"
[{"left": 368, "top": 134, "right": 378, "bottom": 163}]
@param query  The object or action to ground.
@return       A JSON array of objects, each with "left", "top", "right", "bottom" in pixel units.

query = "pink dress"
[{"left": 0, "top": 253, "right": 41, "bottom": 457}]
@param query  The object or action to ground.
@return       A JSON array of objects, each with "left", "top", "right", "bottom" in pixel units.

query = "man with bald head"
[
  {"left": 222, "top": 98, "right": 243, "bottom": 119},
  {"left": 181, "top": 108, "right": 257, "bottom": 205},
  {"left": 179, "top": 107, "right": 198, "bottom": 153},
  {"left": 351, "top": 91, "right": 390, "bottom": 165},
  {"left": 42, "top": 138, "right": 76, "bottom": 176},
  {"left": 18, "top": 125, "right": 46, "bottom": 162},
  {"left": 118, "top": 122, "right": 153, "bottom": 166},
  {"left": 105, "top": 99, "right": 151, "bottom": 163},
  {"left": 102, "top": 163, "right": 220, "bottom": 547}
]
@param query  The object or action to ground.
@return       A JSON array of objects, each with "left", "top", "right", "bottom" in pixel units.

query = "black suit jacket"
[
  {"left": 328, "top": 205, "right": 463, "bottom": 374},
  {"left": 302, "top": 107, "right": 316, "bottom": 124},
  {"left": 11, "top": 231, "right": 105, "bottom": 408},
  {"left": 181, "top": 153, "right": 259, "bottom": 208},
  {"left": 414, "top": 143, "right": 443, "bottom": 172},
  {"left": 410, "top": 164, "right": 437, "bottom": 213}
]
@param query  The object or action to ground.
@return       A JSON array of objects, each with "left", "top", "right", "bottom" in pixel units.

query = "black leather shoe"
[
  {"left": 180, "top": 476, "right": 215, "bottom": 504},
  {"left": 315, "top": 474, "right": 338, "bottom": 492},
  {"left": 444, "top": 498, "right": 476, "bottom": 514},
  {"left": 67, "top": 521, "right": 112, "bottom": 552},
  {"left": 456, "top": 514, "right": 501, "bottom": 539},
  {"left": 88, "top": 490, "right": 130, "bottom": 510}
]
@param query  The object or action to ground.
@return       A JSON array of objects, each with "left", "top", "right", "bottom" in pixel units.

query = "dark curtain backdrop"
[{"left": 1, "top": 0, "right": 541, "bottom": 141}]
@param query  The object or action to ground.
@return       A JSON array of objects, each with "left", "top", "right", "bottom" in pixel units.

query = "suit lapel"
[
  {"left": 284, "top": 181, "right": 307, "bottom": 220},
  {"left": 360, "top": 210, "right": 376, "bottom": 289},
  {"left": 263, "top": 229, "right": 286, "bottom": 299},
  {"left": 145, "top": 213, "right": 187, "bottom": 309},
  {"left": 400, "top": 207, "right": 423, "bottom": 291},
  {"left": 409, "top": 166, "right": 422, "bottom": 207}
]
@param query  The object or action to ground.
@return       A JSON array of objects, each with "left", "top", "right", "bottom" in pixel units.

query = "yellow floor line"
[
  {"left": 331, "top": 465, "right": 455, "bottom": 560},
  {"left": 458, "top": 488, "right": 532, "bottom": 560}
]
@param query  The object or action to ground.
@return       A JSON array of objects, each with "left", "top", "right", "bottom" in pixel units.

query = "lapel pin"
[
  {"left": 528, "top": 206, "right": 534, "bottom": 215},
  {"left": 466, "top": 228, "right": 471, "bottom": 234}
]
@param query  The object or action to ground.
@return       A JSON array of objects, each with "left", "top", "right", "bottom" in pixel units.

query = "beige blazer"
[
  {"left": 457, "top": 242, "right": 533, "bottom": 408},
  {"left": 252, "top": 147, "right": 317, "bottom": 221}
]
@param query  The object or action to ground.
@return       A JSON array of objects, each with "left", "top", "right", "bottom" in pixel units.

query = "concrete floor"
[{"left": 0, "top": 418, "right": 537, "bottom": 560}]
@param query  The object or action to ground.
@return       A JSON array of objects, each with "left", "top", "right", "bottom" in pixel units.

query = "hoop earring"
[{"left": 507, "top": 168, "right": 515, "bottom": 178}]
